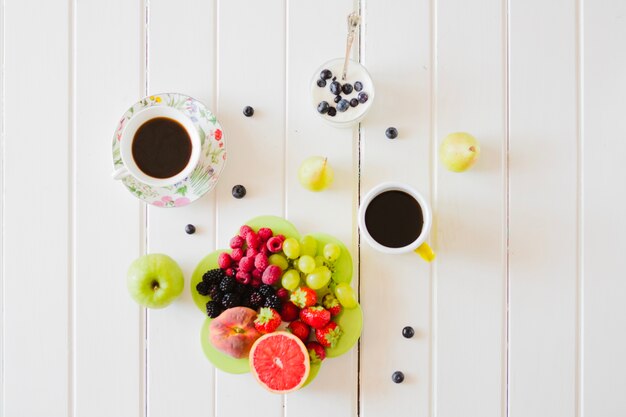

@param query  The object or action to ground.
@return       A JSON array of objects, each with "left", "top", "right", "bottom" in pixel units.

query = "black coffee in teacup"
[
  {"left": 364, "top": 190, "right": 424, "bottom": 248},
  {"left": 132, "top": 117, "right": 192, "bottom": 179}
]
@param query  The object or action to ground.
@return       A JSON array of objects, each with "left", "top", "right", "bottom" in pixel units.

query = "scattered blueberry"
[
  {"left": 332, "top": 76, "right": 337, "bottom": 81},
  {"left": 243, "top": 106, "right": 254, "bottom": 117},
  {"left": 337, "top": 99, "right": 350, "bottom": 112},
  {"left": 334, "top": 95, "right": 342, "bottom": 104},
  {"left": 386, "top": 127, "right": 398, "bottom": 139},
  {"left": 342, "top": 83, "right": 353, "bottom": 95},
  {"left": 320, "top": 69, "right": 332, "bottom": 80},
  {"left": 317, "top": 101, "right": 330, "bottom": 114},
  {"left": 185, "top": 224, "right": 196, "bottom": 235},
  {"left": 232, "top": 185, "right": 247, "bottom": 199},
  {"left": 350, "top": 98, "right": 359, "bottom": 107},
  {"left": 327, "top": 107, "right": 337, "bottom": 117},
  {"left": 317, "top": 79, "right": 327, "bottom": 88},
  {"left": 402, "top": 326, "right": 415, "bottom": 338},
  {"left": 330, "top": 81, "right": 342, "bottom": 95},
  {"left": 358, "top": 92, "right": 369, "bottom": 104},
  {"left": 354, "top": 81, "right": 363, "bottom": 92},
  {"left": 392, "top": 371, "right": 405, "bottom": 384}
]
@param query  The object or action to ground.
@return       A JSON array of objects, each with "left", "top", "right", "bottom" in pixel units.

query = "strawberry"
[
  {"left": 299, "top": 306, "right": 331, "bottom": 329},
  {"left": 322, "top": 293, "right": 342, "bottom": 317},
  {"left": 315, "top": 321, "right": 343, "bottom": 348},
  {"left": 287, "top": 320, "right": 310, "bottom": 343},
  {"left": 254, "top": 307, "right": 281, "bottom": 334},
  {"left": 290, "top": 287, "right": 317, "bottom": 308},
  {"left": 280, "top": 301, "right": 300, "bottom": 322},
  {"left": 306, "top": 341, "right": 326, "bottom": 364}
]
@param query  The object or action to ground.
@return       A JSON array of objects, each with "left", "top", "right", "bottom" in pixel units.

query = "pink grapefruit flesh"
[{"left": 249, "top": 331, "right": 310, "bottom": 393}]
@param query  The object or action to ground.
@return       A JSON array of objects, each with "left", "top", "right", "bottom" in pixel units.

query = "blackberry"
[
  {"left": 263, "top": 294, "right": 282, "bottom": 310},
  {"left": 258, "top": 285, "right": 275, "bottom": 298},
  {"left": 221, "top": 292, "right": 242, "bottom": 309},
  {"left": 210, "top": 291, "right": 224, "bottom": 306},
  {"left": 208, "top": 286, "right": 222, "bottom": 300},
  {"left": 240, "top": 294, "right": 252, "bottom": 308},
  {"left": 234, "top": 282, "right": 250, "bottom": 295},
  {"left": 203, "top": 269, "right": 224, "bottom": 286},
  {"left": 219, "top": 276, "right": 236, "bottom": 293},
  {"left": 196, "top": 281, "right": 211, "bottom": 296},
  {"left": 249, "top": 292, "right": 265, "bottom": 308},
  {"left": 206, "top": 301, "right": 223, "bottom": 318}
]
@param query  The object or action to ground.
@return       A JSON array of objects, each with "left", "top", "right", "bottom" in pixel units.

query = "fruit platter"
[{"left": 191, "top": 216, "right": 362, "bottom": 393}]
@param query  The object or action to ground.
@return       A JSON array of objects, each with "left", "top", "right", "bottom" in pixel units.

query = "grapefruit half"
[{"left": 249, "top": 331, "right": 310, "bottom": 393}]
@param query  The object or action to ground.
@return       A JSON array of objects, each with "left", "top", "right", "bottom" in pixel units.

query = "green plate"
[
  {"left": 302, "top": 361, "right": 321, "bottom": 388},
  {"left": 325, "top": 302, "right": 363, "bottom": 358},
  {"left": 200, "top": 317, "right": 250, "bottom": 374},
  {"left": 308, "top": 233, "right": 353, "bottom": 284}
]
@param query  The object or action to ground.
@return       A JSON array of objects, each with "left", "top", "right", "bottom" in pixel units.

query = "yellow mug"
[{"left": 358, "top": 182, "right": 435, "bottom": 262}]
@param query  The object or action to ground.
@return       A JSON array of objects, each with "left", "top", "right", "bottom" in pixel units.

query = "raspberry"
[
  {"left": 280, "top": 301, "right": 300, "bottom": 322},
  {"left": 258, "top": 227, "right": 273, "bottom": 241},
  {"left": 246, "top": 232, "right": 261, "bottom": 250},
  {"left": 235, "top": 270, "right": 251, "bottom": 285},
  {"left": 276, "top": 234, "right": 286, "bottom": 242},
  {"left": 239, "top": 225, "right": 253, "bottom": 238},
  {"left": 276, "top": 288, "right": 289, "bottom": 300},
  {"left": 225, "top": 268, "right": 234, "bottom": 277},
  {"left": 261, "top": 246, "right": 271, "bottom": 257},
  {"left": 266, "top": 236, "right": 283, "bottom": 253},
  {"left": 254, "top": 253, "right": 269, "bottom": 271},
  {"left": 262, "top": 265, "right": 282, "bottom": 285},
  {"left": 230, "top": 248, "right": 244, "bottom": 262},
  {"left": 217, "top": 252, "right": 232, "bottom": 269},
  {"left": 252, "top": 269, "right": 262, "bottom": 280},
  {"left": 239, "top": 256, "right": 254, "bottom": 272},
  {"left": 246, "top": 248, "right": 259, "bottom": 258},
  {"left": 230, "top": 235, "right": 244, "bottom": 249},
  {"left": 251, "top": 277, "right": 262, "bottom": 288}
]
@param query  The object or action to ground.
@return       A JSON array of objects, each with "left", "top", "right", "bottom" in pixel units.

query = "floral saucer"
[{"left": 111, "top": 93, "right": 226, "bottom": 207}]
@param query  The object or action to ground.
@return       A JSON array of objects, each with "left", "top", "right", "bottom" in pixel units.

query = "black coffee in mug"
[
  {"left": 132, "top": 117, "right": 192, "bottom": 179},
  {"left": 364, "top": 190, "right": 424, "bottom": 248}
]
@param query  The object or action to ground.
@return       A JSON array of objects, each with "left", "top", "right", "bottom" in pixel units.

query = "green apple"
[
  {"left": 440, "top": 132, "right": 480, "bottom": 172},
  {"left": 298, "top": 156, "right": 334, "bottom": 191},
  {"left": 127, "top": 254, "right": 184, "bottom": 308}
]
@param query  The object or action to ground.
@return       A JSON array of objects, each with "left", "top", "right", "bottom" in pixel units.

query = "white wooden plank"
[
  {"left": 145, "top": 1, "right": 217, "bottom": 416},
  {"left": 213, "top": 0, "right": 286, "bottom": 415},
  {"left": 434, "top": 0, "right": 508, "bottom": 416},
  {"left": 508, "top": 0, "right": 578, "bottom": 416},
  {"left": 0, "top": 0, "right": 5, "bottom": 410},
  {"left": 283, "top": 0, "right": 358, "bottom": 416},
  {"left": 74, "top": 0, "right": 144, "bottom": 415},
  {"left": 2, "top": 0, "right": 70, "bottom": 415},
  {"left": 358, "top": 0, "right": 434, "bottom": 415},
  {"left": 582, "top": 1, "right": 626, "bottom": 415}
]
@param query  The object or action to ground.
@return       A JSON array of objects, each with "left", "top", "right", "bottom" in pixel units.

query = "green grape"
[
  {"left": 281, "top": 269, "right": 301, "bottom": 291},
  {"left": 334, "top": 282, "right": 358, "bottom": 309},
  {"left": 297, "top": 255, "right": 316, "bottom": 274},
  {"left": 268, "top": 254, "right": 288, "bottom": 271},
  {"left": 305, "top": 266, "right": 332, "bottom": 290},
  {"left": 314, "top": 256, "right": 326, "bottom": 267},
  {"left": 282, "top": 238, "right": 301, "bottom": 259},
  {"left": 300, "top": 235, "right": 318, "bottom": 257},
  {"left": 323, "top": 243, "right": 341, "bottom": 262}
]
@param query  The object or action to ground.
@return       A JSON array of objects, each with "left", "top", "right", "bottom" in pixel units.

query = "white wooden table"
[{"left": 2, "top": 0, "right": 625, "bottom": 416}]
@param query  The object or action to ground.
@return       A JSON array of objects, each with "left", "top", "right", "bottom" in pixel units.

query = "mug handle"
[
  {"left": 415, "top": 242, "right": 436, "bottom": 262},
  {"left": 111, "top": 166, "right": 130, "bottom": 180}
]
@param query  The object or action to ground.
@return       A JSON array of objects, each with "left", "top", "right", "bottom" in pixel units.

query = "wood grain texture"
[
  {"left": 508, "top": 0, "right": 578, "bottom": 416},
  {"left": 358, "top": 0, "right": 433, "bottom": 416},
  {"left": 145, "top": 1, "right": 217, "bottom": 417},
  {"left": 284, "top": 1, "right": 358, "bottom": 416},
  {"left": 74, "top": 0, "right": 145, "bottom": 416},
  {"left": 2, "top": 0, "right": 70, "bottom": 415},
  {"left": 213, "top": 0, "right": 286, "bottom": 415},
  {"left": 582, "top": 1, "right": 626, "bottom": 415},
  {"left": 434, "top": 0, "right": 507, "bottom": 415}
]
